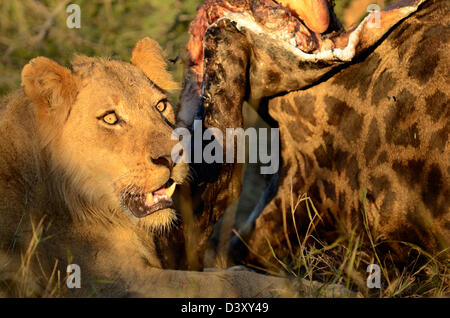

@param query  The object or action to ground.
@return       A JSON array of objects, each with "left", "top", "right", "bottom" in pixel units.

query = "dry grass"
[
  {"left": 233, "top": 185, "right": 449, "bottom": 298},
  {"left": 1, "top": 155, "right": 448, "bottom": 298},
  {"left": 0, "top": 216, "right": 66, "bottom": 297},
  {"left": 0, "top": 215, "right": 120, "bottom": 298}
]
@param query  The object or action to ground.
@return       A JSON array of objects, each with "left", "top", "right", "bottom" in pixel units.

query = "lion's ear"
[
  {"left": 131, "top": 37, "right": 179, "bottom": 91},
  {"left": 21, "top": 57, "right": 78, "bottom": 123}
]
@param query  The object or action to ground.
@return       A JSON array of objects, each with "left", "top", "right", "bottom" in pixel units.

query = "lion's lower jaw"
[{"left": 135, "top": 208, "right": 178, "bottom": 233}]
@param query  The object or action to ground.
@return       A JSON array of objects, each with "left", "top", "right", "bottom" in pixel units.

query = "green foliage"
[
  {"left": 333, "top": 0, "right": 354, "bottom": 20},
  {"left": 0, "top": 0, "right": 203, "bottom": 97}
]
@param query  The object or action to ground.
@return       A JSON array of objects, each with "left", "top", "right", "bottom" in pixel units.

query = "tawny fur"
[{"left": 0, "top": 38, "right": 308, "bottom": 297}]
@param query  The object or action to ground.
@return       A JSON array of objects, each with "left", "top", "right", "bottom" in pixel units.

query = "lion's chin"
[{"left": 136, "top": 208, "right": 178, "bottom": 231}]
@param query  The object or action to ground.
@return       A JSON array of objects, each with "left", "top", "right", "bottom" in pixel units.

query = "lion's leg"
[{"left": 125, "top": 267, "right": 354, "bottom": 297}]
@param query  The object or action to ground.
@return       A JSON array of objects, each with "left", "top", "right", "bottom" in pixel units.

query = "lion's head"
[{"left": 20, "top": 37, "right": 188, "bottom": 230}]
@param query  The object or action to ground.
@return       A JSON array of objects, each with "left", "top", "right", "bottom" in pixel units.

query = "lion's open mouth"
[{"left": 121, "top": 179, "right": 177, "bottom": 218}]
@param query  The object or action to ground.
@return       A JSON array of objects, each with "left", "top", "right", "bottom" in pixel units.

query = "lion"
[{"left": 0, "top": 37, "right": 352, "bottom": 298}]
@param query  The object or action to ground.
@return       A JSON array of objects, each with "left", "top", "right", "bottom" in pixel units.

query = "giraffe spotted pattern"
[
  {"left": 179, "top": 0, "right": 448, "bottom": 266},
  {"left": 243, "top": 0, "right": 449, "bottom": 264}
]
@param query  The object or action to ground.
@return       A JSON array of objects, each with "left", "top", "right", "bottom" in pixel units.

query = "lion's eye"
[
  {"left": 155, "top": 100, "right": 167, "bottom": 113},
  {"left": 102, "top": 112, "right": 119, "bottom": 125}
]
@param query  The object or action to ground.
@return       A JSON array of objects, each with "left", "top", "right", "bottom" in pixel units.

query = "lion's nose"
[{"left": 149, "top": 155, "right": 174, "bottom": 170}]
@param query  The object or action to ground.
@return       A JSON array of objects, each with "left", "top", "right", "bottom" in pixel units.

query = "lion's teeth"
[
  {"left": 146, "top": 192, "right": 153, "bottom": 204},
  {"left": 166, "top": 183, "right": 176, "bottom": 198}
]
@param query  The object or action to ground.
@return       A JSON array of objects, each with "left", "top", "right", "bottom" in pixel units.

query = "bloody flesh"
[{"left": 186, "top": 0, "right": 325, "bottom": 69}]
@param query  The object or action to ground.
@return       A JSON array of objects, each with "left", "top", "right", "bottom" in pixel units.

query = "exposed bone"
[
  {"left": 213, "top": 0, "right": 426, "bottom": 62},
  {"left": 178, "top": 0, "right": 427, "bottom": 129}
]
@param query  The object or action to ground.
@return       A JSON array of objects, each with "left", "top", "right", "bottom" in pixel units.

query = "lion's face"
[
  {"left": 58, "top": 59, "right": 188, "bottom": 227},
  {"left": 21, "top": 38, "right": 188, "bottom": 229}
]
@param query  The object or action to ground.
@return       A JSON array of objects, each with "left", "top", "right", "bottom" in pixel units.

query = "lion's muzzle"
[{"left": 121, "top": 179, "right": 177, "bottom": 218}]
